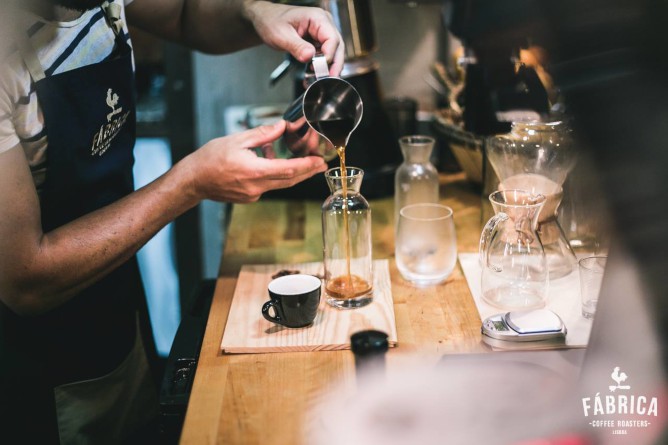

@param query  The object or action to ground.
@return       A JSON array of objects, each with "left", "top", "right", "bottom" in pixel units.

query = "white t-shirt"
[{"left": 0, "top": 0, "right": 134, "bottom": 193}]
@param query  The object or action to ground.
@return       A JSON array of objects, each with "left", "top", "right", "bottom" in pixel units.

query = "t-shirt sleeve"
[{"left": 0, "top": 84, "right": 20, "bottom": 154}]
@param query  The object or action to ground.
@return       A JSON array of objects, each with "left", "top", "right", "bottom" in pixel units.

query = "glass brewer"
[
  {"left": 479, "top": 190, "right": 548, "bottom": 310},
  {"left": 322, "top": 167, "right": 373, "bottom": 309},
  {"left": 487, "top": 120, "right": 577, "bottom": 279}
]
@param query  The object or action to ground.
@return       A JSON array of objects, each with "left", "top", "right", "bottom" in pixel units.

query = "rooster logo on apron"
[{"left": 91, "top": 88, "right": 130, "bottom": 156}]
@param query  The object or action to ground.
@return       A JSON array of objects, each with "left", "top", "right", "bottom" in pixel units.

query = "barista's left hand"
[{"left": 243, "top": 1, "right": 345, "bottom": 76}]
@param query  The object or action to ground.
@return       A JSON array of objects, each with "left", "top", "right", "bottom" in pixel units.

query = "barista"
[{"left": 0, "top": 0, "right": 343, "bottom": 442}]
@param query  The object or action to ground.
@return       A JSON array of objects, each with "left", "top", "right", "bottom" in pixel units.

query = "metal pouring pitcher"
[{"left": 283, "top": 54, "right": 363, "bottom": 159}]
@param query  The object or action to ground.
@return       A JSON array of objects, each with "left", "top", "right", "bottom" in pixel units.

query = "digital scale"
[{"left": 481, "top": 309, "right": 567, "bottom": 349}]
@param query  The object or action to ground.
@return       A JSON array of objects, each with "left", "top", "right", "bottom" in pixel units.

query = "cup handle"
[
  {"left": 262, "top": 300, "right": 284, "bottom": 325},
  {"left": 479, "top": 212, "right": 509, "bottom": 272}
]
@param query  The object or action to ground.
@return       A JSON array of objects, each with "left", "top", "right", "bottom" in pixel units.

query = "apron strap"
[
  {"left": 18, "top": 2, "right": 127, "bottom": 82},
  {"left": 101, "top": 1, "right": 124, "bottom": 38},
  {"left": 17, "top": 36, "right": 46, "bottom": 82}
]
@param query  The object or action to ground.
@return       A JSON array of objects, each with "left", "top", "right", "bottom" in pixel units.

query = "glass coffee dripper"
[
  {"left": 487, "top": 120, "right": 577, "bottom": 279},
  {"left": 479, "top": 190, "right": 548, "bottom": 310}
]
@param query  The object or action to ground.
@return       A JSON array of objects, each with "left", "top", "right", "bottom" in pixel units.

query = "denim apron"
[{"left": 0, "top": 2, "right": 158, "bottom": 442}]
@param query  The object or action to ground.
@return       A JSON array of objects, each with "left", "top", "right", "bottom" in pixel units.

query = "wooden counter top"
[{"left": 180, "top": 172, "right": 489, "bottom": 444}]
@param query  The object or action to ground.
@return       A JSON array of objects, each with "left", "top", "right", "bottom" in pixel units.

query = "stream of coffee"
[
  {"left": 336, "top": 144, "right": 352, "bottom": 283},
  {"left": 314, "top": 117, "right": 371, "bottom": 300}
]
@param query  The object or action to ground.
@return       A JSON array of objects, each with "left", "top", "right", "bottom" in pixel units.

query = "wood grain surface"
[
  {"left": 220, "top": 260, "right": 398, "bottom": 353},
  {"left": 181, "top": 173, "right": 489, "bottom": 445}
]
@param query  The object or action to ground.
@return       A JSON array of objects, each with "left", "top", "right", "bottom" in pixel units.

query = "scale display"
[{"left": 481, "top": 309, "right": 567, "bottom": 348}]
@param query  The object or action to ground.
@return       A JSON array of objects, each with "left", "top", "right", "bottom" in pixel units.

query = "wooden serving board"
[{"left": 220, "top": 260, "right": 397, "bottom": 353}]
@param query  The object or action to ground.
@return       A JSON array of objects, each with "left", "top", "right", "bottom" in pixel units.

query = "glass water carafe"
[
  {"left": 322, "top": 167, "right": 373, "bottom": 309},
  {"left": 487, "top": 120, "right": 577, "bottom": 279},
  {"left": 479, "top": 190, "right": 548, "bottom": 310},
  {"left": 394, "top": 135, "right": 439, "bottom": 227}
]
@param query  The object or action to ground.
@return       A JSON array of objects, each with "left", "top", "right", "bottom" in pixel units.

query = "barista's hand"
[
  {"left": 184, "top": 120, "right": 327, "bottom": 203},
  {"left": 243, "top": 1, "right": 344, "bottom": 76}
]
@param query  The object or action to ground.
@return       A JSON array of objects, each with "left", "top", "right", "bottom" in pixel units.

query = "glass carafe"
[
  {"left": 394, "top": 135, "right": 439, "bottom": 228},
  {"left": 322, "top": 167, "right": 373, "bottom": 309},
  {"left": 487, "top": 120, "right": 577, "bottom": 279},
  {"left": 479, "top": 190, "right": 548, "bottom": 310}
]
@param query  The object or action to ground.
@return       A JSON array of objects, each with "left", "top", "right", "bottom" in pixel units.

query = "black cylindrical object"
[
  {"left": 351, "top": 330, "right": 389, "bottom": 380},
  {"left": 384, "top": 97, "right": 418, "bottom": 141}
]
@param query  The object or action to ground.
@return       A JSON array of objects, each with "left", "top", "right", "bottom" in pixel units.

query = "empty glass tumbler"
[
  {"left": 579, "top": 255, "right": 607, "bottom": 319},
  {"left": 322, "top": 167, "right": 373, "bottom": 309},
  {"left": 395, "top": 204, "right": 457, "bottom": 286}
]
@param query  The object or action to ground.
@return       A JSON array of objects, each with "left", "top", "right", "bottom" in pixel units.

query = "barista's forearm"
[
  {"left": 126, "top": 0, "right": 263, "bottom": 54},
  {"left": 6, "top": 160, "right": 199, "bottom": 315},
  {"left": 2, "top": 121, "right": 311, "bottom": 315}
]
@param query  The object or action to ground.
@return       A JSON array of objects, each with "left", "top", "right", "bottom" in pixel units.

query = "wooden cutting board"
[{"left": 220, "top": 259, "right": 397, "bottom": 353}]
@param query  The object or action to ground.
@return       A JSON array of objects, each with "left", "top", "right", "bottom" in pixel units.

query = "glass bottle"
[
  {"left": 322, "top": 167, "right": 373, "bottom": 309},
  {"left": 394, "top": 135, "right": 439, "bottom": 228}
]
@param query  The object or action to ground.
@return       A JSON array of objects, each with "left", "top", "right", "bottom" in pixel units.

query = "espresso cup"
[{"left": 262, "top": 274, "right": 322, "bottom": 328}]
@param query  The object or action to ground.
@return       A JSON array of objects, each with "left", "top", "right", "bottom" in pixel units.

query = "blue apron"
[{"left": 0, "top": 2, "right": 158, "bottom": 443}]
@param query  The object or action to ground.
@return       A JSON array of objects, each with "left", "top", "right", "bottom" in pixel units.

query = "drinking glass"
[
  {"left": 395, "top": 204, "right": 457, "bottom": 286},
  {"left": 579, "top": 255, "right": 607, "bottom": 319}
]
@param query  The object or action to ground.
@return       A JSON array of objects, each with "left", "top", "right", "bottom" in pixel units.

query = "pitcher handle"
[
  {"left": 312, "top": 53, "right": 329, "bottom": 80},
  {"left": 479, "top": 213, "right": 509, "bottom": 272}
]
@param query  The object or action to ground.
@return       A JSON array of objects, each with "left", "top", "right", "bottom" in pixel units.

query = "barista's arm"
[
  {"left": 125, "top": 0, "right": 344, "bottom": 75},
  {"left": 0, "top": 121, "right": 326, "bottom": 316}
]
